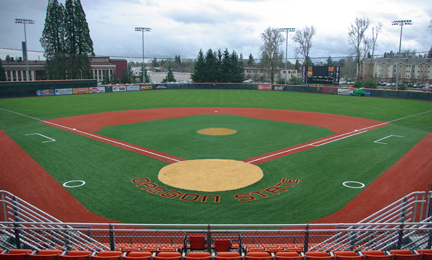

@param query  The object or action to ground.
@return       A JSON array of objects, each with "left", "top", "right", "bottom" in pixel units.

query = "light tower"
[
  {"left": 15, "top": 18, "right": 35, "bottom": 81},
  {"left": 279, "top": 28, "right": 295, "bottom": 85},
  {"left": 135, "top": 27, "right": 151, "bottom": 83},
  {"left": 392, "top": 20, "right": 412, "bottom": 91}
]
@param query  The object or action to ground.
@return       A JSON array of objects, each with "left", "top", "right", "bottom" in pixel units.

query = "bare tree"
[
  {"left": 293, "top": 26, "right": 316, "bottom": 66},
  {"left": 259, "top": 27, "right": 284, "bottom": 83},
  {"left": 368, "top": 23, "right": 382, "bottom": 77},
  {"left": 348, "top": 17, "right": 370, "bottom": 81}
]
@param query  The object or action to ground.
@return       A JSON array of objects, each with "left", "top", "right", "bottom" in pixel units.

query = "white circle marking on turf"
[
  {"left": 63, "top": 180, "right": 86, "bottom": 188},
  {"left": 343, "top": 181, "right": 365, "bottom": 189}
]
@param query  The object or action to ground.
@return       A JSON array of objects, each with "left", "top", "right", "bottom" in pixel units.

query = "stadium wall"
[{"left": 1, "top": 81, "right": 431, "bottom": 100}]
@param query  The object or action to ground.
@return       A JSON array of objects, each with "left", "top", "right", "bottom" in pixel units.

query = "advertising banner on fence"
[
  {"left": 365, "top": 90, "right": 371, "bottom": 96},
  {"left": 73, "top": 88, "right": 89, "bottom": 94},
  {"left": 140, "top": 85, "right": 154, "bottom": 90},
  {"left": 258, "top": 85, "right": 271, "bottom": 90},
  {"left": 89, "top": 87, "right": 105, "bottom": 93},
  {"left": 36, "top": 89, "right": 55, "bottom": 96},
  {"left": 155, "top": 85, "right": 167, "bottom": 89},
  {"left": 273, "top": 86, "right": 286, "bottom": 91},
  {"left": 55, "top": 88, "right": 73, "bottom": 95},
  {"left": 337, "top": 88, "right": 353, "bottom": 95},
  {"left": 322, "top": 87, "right": 337, "bottom": 94},
  {"left": 127, "top": 85, "right": 141, "bottom": 91},
  {"left": 113, "top": 86, "right": 127, "bottom": 92}
]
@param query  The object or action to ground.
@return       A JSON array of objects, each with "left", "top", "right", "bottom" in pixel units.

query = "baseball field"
[{"left": 1, "top": 89, "right": 431, "bottom": 224}]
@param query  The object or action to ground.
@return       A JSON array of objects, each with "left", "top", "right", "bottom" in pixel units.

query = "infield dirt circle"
[{"left": 158, "top": 159, "right": 263, "bottom": 192}]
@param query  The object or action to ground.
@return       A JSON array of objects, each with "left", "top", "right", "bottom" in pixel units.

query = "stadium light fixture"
[
  {"left": 15, "top": 18, "right": 35, "bottom": 81},
  {"left": 135, "top": 27, "right": 151, "bottom": 83},
  {"left": 279, "top": 28, "right": 295, "bottom": 85},
  {"left": 392, "top": 20, "right": 412, "bottom": 91}
]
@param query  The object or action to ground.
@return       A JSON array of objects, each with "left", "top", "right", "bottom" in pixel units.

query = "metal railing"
[{"left": 1, "top": 190, "right": 431, "bottom": 253}]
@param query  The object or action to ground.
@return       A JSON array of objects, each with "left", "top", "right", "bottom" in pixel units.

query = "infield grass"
[{"left": 1, "top": 89, "right": 431, "bottom": 224}]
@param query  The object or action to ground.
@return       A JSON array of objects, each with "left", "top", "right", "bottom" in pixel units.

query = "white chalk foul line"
[
  {"left": 25, "top": 133, "right": 56, "bottom": 143},
  {"left": 246, "top": 130, "right": 368, "bottom": 164},
  {"left": 43, "top": 121, "right": 181, "bottom": 163}
]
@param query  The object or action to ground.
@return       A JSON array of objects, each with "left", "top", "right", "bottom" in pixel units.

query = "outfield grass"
[{"left": 1, "top": 89, "right": 431, "bottom": 224}]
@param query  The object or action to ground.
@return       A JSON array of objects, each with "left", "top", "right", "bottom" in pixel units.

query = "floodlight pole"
[
  {"left": 15, "top": 18, "right": 34, "bottom": 81},
  {"left": 135, "top": 27, "right": 151, "bottom": 83},
  {"left": 279, "top": 28, "right": 295, "bottom": 85},
  {"left": 392, "top": 20, "right": 411, "bottom": 91}
]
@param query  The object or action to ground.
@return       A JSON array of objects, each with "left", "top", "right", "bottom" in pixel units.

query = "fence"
[
  {"left": 1, "top": 190, "right": 431, "bottom": 253},
  {"left": 1, "top": 81, "right": 432, "bottom": 100}
]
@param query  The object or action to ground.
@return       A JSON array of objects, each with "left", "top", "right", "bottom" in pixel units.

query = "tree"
[
  {"left": 247, "top": 54, "right": 255, "bottom": 67},
  {"left": 5, "top": 55, "right": 11, "bottom": 62},
  {"left": 40, "top": 0, "right": 93, "bottom": 80},
  {"left": 191, "top": 49, "right": 206, "bottom": 82},
  {"left": 40, "top": 0, "right": 66, "bottom": 79},
  {"left": 326, "top": 56, "right": 333, "bottom": 66},
  {"left": 368, "top": 23, "right": 382, "bottom": 77},
  {"left": 139, "top": 69, "right": 151, "bottom": 83},
  {"left": 151, "top": 58, "right": 159, "bottom": 67},
  {"left": 259, "top": 27, "right": 284, "bottom": 83},
  {"left": 120, "top": 68, "right": 130, "bottom": 84},
  {"left": 348, "top": 17, "right": 370, "bottom": 81},
  {"left": 0, "top": 59, "right": 6, "bottom": 81},
  {"left": 163, "top": 65, "right": 176, "bottom": 83},
  {"left": 204, "top": 49, "right": 218, "bottom": 82},
  {"left": 293, "top": 26, "right": 316, "bottom": 66}
]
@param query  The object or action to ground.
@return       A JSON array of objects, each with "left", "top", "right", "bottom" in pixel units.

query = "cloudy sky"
[{"left": 0, "top": 0, "right": 431, "bottom": 62}]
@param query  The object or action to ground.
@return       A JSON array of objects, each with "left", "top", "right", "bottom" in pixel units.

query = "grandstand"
[{"left": 1, "top": 189, "right": 431, "bottom": 257}]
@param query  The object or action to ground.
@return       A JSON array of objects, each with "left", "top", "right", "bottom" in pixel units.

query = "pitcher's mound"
[
  {"left": 198, "top": 128, "right": 236, "bottom": 136},
  {"left": 159, "top": 159, "right": 263, "bottom": 192}
]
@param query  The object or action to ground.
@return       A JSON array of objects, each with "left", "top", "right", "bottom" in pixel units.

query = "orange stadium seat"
[
  {"left": 305, "top": 252, "right": 333, "bottom": 260},
  {"left": 91, "top": 251, "right": 122, "bottom": 260},
  {"left": 245, "top": 251, "right": 273, "bottom": 260},
  {"left": 60, "top": 251, "right": 92, "bottom": 260},
  {"left": 389, "top": 250, "right": 421, "bottom": 260},
  {"left": 334, "top": 251, "right": 362, "bottom": 260},
  {"left": 214, "top": 252, "right": 242, "bottom": 260},
  {"left": 184, "top": 252, "right": 212, "bottom": 260},
  {"left": 153, "top": 252, "right": 182, "bottom": 260},
  {"left": 417, "top": 249, "right": 432, "bottom": 260},
  {"left": 274, "top": 251, "right": 303, "bottom": 260},
  {"left": 362, "top": 251, "right": 392, "bottom": 260},
  {"left": 0, "top": 249, "right": 34, "bottom": 260},
  {"left": 29, "top": 250, "right": 63, "bottom": 260},
  {"left": 123, "top": 252, "right": 152, "bottom": 260}
]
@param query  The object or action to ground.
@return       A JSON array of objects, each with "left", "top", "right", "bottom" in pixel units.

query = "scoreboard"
[{"left": 301, "top": 66, "right": 340, "bottom": 85}]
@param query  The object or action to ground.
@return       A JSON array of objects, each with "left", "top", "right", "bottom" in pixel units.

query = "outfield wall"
[{"left": 1, "top": 80, "right": 431, "bottom": 100}]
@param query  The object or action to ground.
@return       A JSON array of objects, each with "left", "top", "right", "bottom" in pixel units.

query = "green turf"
[
  {"left": 0, "top": 89, "right": 431, "bottom": 224},
  {"left": 95, "top": 114, "right": 335, "bottom": 160}
]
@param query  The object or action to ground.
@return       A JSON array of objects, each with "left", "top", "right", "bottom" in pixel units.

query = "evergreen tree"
[
  {"left": 40, "top": 0, "right": 66, "bottom": 79},
  {"left": 41, "top": 0, "right": 93, "bottom": 80},
  {"left": 120, "top": 68, "right": 130, "bottom": 84},
  {"left": 204, "top": 49, "right": 218, "bottom": 82},
  {"left": 0, "top": 59, "right": 6, "bottom": 81},
  {"left": 215, "top": 49, "right": 223, "bottom": 82},
  {"left": 295, "top": 59, "right": 301, "bottom": 70},
  {"left": 247, "top": 54, "right": 255, "bottom": 67},
  {"left": 111, "top": 71, "right": 118, "bottom": 84},
  {"left": 221, "top": 49, "right": 231, "bottom": 82},
  {"left": 163, "top": 65, "right": 176, "bottom": 82},
  {"left": 139, "top": 69, "right": 151, "bottom": 83},
  {"left": 191, "top": 49, "right": 205, "bottom": 82},
  {"left": 151, "top": 58, "right": 159, "bottom": 67}
]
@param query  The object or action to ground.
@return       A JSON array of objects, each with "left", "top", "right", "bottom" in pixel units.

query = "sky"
[{"left": 0, "top": 0, "right": 431, "bottom": 63}]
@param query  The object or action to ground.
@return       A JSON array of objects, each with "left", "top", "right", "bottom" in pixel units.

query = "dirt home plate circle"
[{"left": 159, "top": 159, "right": 263, "bottom": 192}]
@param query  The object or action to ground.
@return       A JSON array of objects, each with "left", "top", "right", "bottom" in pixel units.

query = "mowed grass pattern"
[
  {"left": 96, "top": 114, "right": 335, "bottom": 160},
  {"left": 1, "top": 89, "right": 431, "bottom": 224}
]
